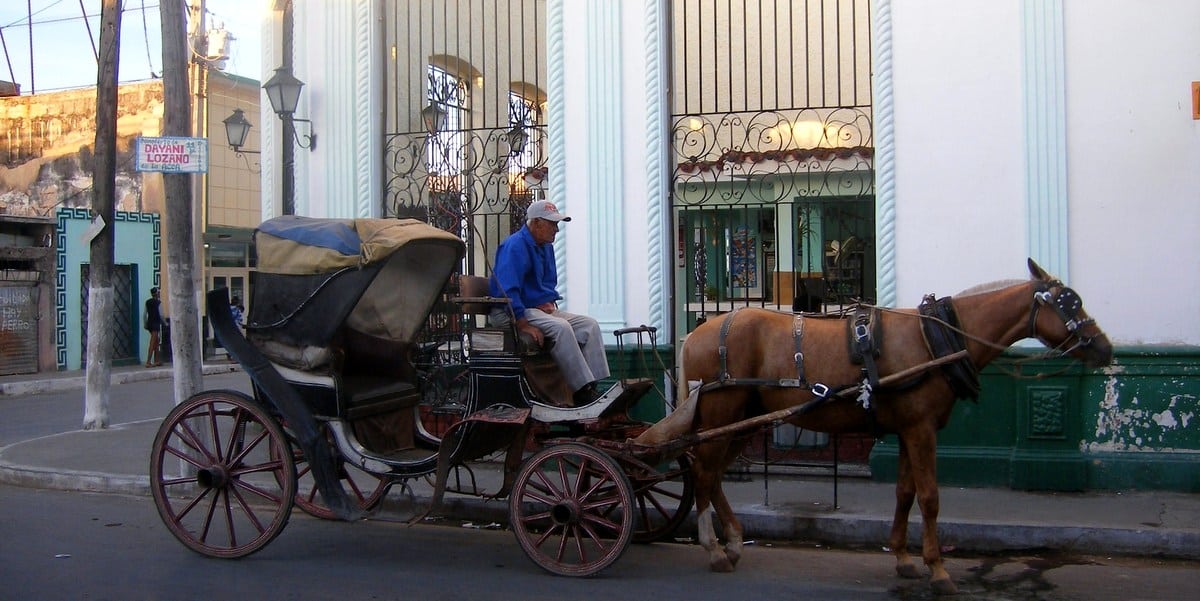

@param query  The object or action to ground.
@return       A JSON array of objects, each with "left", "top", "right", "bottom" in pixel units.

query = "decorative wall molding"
[
  {"left": 1022, "top": 0, "right": 1069, "bottom": 280},
  {"left": 871, "top": 0, "right": 897, "bottom": 308},
  {"left": 547, "top": 0, "right": 568, "bottom": 304},
  {"left": 643, "top": 0, "right": 668, "bottom": 332}
]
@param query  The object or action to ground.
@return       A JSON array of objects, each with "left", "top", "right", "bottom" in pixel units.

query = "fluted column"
[{"left": 1022, "top": 0, "right": 1069, "bottom": 279}]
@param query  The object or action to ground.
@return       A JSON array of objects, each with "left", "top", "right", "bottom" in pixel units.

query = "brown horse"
[{"left": 675, "top": 259, "right": 1112, "bottom": 595}]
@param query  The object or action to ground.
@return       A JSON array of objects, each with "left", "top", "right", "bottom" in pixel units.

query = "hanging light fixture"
[
  {"left": 506, "top": 125, "right": 529, "bottom": 155},
  {"left": 421, "top": 102, "right": 448, "bottom": 133}
]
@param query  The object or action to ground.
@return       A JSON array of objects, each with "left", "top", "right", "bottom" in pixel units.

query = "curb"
[
  {"left": 0, "top": 363, "right": 241, "bottom": 396},
  {"left": 4, "top": 448, "right": 1197, "bottom": 561}
]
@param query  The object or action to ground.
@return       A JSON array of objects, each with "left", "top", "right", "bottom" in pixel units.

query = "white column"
[{"left": 293, "top": 0, "right": 379, "bottom": 218}]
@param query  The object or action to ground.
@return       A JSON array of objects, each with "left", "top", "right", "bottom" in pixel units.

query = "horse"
[{"left": 673, "top": 258, "right": 1112, "bottom": 595}]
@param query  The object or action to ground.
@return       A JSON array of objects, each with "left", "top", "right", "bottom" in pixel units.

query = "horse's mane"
[{"left": 954, "top": 278, "right": 1026, "bottom": 298}]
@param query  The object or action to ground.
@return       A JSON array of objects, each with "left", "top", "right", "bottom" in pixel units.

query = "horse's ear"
[{"left": 1027, "top": 257, "right": 1050, "bottom": 280}]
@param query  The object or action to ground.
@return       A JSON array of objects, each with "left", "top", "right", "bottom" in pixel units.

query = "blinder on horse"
[{"left": 1029, "top": 280, "right": 1098, "bottom": 354}]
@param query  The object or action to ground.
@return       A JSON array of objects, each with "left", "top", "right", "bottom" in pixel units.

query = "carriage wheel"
[
  {"left": 277, "top": 436, "right": 390, "bottom": 520},
  {"left": 623, "top": 454, "right": 695, "bottom": 543},
  {"left": 150, "top": 390, "right": 296, "bottom": 558},
  {"left": 508, "top": 443, "right": 635, "bottom": 577}
]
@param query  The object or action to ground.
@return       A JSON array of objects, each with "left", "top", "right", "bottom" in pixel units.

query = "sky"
[{"left": 0, "top": 0, "right": 266, "bottom": 94}]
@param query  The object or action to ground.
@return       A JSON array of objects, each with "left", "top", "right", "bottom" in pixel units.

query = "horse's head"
[{"left": 1026, "top": 258, "right": 1114, "bottom": 368}]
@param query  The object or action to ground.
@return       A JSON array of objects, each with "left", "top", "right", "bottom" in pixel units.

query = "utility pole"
[
  {"left": 82, "top": 0, "right": 122, "bottom": 430},
  {"left": 161, "top": 0, "right": 204, "bottom": 403}
]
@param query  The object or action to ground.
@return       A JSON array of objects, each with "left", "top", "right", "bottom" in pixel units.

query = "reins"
[{"left": 867, "top": 279, "right": 1097, "bottom": 380}]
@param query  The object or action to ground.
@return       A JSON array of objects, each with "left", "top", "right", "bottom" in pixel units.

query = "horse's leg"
[
  {"left": 900, "top": 427, "right": 958, "bottom": 595},
  {"left": 692, "top": 439, "right": 737, "bottom": 572},
  {"left": 710, "top": 441, "right": 748, "bottom": 568},
  {"left": 889, "top": 437, "right": 921, "bottom": 579}
]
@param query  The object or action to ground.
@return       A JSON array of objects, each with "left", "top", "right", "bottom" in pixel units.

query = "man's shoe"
[{"left": 572, "top": 383, "right": 602, "bottom": 406}]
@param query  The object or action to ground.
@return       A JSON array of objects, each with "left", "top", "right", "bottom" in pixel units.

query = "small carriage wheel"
[
  {"left": 622, "top": 454, "right": 695, "bottom": 544},
  {"left": 273, "top": 433, "right": 389, "bottom": 520},
  {"left": 508, "top": 443, "right": 635, "bottom": 577},
  {"left": 150, "top": 390, "right": 296, "bottom": 559}
]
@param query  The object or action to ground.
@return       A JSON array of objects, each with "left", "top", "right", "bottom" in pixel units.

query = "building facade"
[
  {"left": 0, "top": 69, "right": 262, "bottom": 372},
  {"left": 259, "top": 0, "right": 1199, "bottom": 491}
]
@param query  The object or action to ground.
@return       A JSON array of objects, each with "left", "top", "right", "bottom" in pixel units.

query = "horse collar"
[{"left": 918, "top": 295, "right": 981, "bottom": 400}]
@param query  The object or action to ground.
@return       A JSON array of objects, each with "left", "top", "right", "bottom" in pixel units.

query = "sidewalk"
[{"left": 1, "top": 364, "right": 1198, "bottom": 560}]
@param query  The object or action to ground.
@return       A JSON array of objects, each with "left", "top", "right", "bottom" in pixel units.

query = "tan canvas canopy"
[{"left": 255, "top": 216, "right": 465, "bottom": 275}]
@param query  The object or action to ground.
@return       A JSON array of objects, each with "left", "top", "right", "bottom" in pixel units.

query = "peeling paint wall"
[
  {"left": 0, "top": 81, "right": 165, "bottom": 217},
  {"left": 1086, "top": 361, "right": 1200, "bottom": 454}
]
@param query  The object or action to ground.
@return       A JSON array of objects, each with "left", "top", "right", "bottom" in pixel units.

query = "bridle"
[{"left": 1028, "top": 279, "right": 1099, "bottom": 357}]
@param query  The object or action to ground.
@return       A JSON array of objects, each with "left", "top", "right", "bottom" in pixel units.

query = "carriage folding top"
[{"left": 247, "top": 215, "right": 465, "bottom": 373}]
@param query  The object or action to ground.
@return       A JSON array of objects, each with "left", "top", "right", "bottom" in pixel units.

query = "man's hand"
[
  {"left": 535, "top": 301, "right": 557, "bottom": 314},
  {"left": 517, "top": 320, "right": 545, "bottom": 346}
]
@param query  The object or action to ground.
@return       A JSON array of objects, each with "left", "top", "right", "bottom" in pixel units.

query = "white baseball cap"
[{"left": 526, "top": 201, "right": 571, "bottom": 222}]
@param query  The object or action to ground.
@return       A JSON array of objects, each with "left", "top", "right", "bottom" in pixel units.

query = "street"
[
  {"left": 0, "top": 373, "right": 1197, "bottom": 600},
  {"left": 1, "top": 483, "right": 1197, "bottom": 600}
]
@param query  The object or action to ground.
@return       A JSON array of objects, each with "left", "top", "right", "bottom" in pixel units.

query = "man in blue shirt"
[{"left": 490, "top": 201, "right": 610, "bottom": 405}]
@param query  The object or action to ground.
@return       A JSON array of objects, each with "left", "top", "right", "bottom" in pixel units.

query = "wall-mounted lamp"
[
  {"left": 222, "top": 108, "right": 257, "bottom": 153},
  {"left": 222, "top": 108, "right": 261, "bottom": 173},
  {"left": 421, "top": 102, "right": 448, "bottom": 134},
  {"left": 263, "top": 67, "right": 317, "bottom": 150}
]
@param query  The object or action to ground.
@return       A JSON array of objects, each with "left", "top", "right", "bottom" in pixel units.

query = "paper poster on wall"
[{"left": 728, "top": 225, "right": 760, "bottom": 298}]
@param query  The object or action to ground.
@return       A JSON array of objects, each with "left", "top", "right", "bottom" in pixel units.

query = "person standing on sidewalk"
[{"left": 144, "top": 287, "right": 164, "bottom": 367}]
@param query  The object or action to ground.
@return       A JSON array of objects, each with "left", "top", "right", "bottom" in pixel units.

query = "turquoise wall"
[{"left": 56, "top": 208, "right": 161, "bottom": 370}]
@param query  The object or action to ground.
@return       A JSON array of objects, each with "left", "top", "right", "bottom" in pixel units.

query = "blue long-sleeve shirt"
[{"left": 489, "top": 226, "right": 560, "bottom": 319}]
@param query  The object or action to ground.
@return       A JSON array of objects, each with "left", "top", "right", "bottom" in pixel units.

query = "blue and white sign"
[{"left": 135, "top": 136, "right": 209, "bottom": 173}]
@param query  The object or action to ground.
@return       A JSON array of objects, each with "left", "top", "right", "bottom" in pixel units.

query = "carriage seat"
[
  {"left": 455, "top": 275, "right": 550, "bottom": 355},
  {"left": 340, "top": 374, "right": 420, "bottom": 420},
  {"left": 266, "top": 360, "right": 420, "bottom": 420}
]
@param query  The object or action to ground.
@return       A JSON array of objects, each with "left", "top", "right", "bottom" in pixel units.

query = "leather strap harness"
[{"left": 918, "top": 294, "right": 981, "bottom": 400}]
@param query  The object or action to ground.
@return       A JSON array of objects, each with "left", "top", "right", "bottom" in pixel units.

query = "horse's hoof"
[
  {"left": 709, "top": 557, "right": 736, "bottom": 573},
  {"left": 724, "top": 548, "right": 741, "bottom": 567},
  {"left": 931, "top": 576, "right": 959, "bottom": 596},
  {"left": 895, "top": 563, "right": 921, "bottom": 579}
]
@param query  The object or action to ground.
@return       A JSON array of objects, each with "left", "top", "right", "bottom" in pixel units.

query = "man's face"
[{"left": 530, "top": 218, "right": 560, "bottom": 245}]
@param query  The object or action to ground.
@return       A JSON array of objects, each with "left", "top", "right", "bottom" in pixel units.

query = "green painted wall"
[
  {"left": 602, "top": 344, "right": 675, "bottom": 425},
  {"left": 869, "top": 347, "right": 1200, "bottom": 492}
]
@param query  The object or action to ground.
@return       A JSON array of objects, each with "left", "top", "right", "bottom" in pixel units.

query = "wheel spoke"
[
  {"left": 509, "top": 443, "right": 634, "bottom": 576},
  {"left": 151, "top": 390, "right": 295, "bottom": 558}
]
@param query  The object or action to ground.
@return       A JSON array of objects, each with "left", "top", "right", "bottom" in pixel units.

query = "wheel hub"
[
  {"left": 550, "top": 500, "right": 580, "bottom": 526},
  {"left": 196, "top": 464, "right": 230, "bottom": 489}
]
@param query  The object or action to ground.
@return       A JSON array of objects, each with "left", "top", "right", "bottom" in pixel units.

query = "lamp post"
[{"left": 261, "top": 67, "right": 316, "bottom": 216}]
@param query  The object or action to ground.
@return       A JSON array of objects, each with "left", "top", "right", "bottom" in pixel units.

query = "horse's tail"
[
  {"left": 632, "top": 333, "right": 700, "bottom": 449},
  {"left": 675, "top": 332, "right": 691, "bottom": 411}
]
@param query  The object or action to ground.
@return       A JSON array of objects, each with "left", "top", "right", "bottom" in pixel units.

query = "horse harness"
[
  {"left": 696, "top": 279, "right": 1095, "bottom": 424},
  {"left": 698, "top": 307, "right": 900, "bottom": 424},
  {"left": 1030, "top": 279, "right": 1098, "bottom": 354}
]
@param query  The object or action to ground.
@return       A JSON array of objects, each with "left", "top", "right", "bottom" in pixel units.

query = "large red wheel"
[
  {"left": 150, "top": 390, "right": 296, "bottom": 558},
  {"left": 281, "top": 435, "right": 389, "bottom": 520},
  {"left": 508, "top": 443, "right": 635, "bottom": 577},
  {"left": 624, "top": 454, "right": 695, "bottom": 543}
]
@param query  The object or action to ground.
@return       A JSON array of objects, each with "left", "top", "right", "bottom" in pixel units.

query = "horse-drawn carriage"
[
  {"left": 149, "top": 216, "right": 691, "bottom": 576},
  {"left": 150, "top": 216, "right": 1112, "bottom": 592}
]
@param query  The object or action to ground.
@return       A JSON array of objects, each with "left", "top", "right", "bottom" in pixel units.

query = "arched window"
[{"left": 425, "top": 65, "right": 469, "bottom": 182}]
